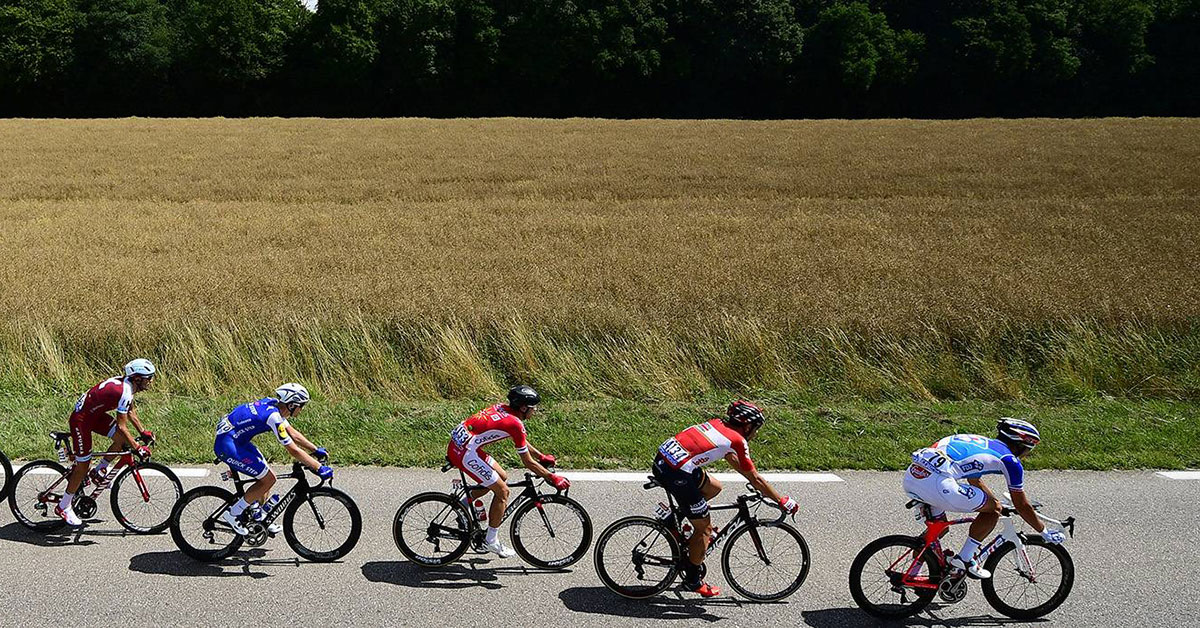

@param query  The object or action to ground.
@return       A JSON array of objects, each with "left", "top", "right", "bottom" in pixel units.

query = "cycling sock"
[
  {"left": 485, "top": 526, "right": 499, "bottom": 544},
  {"left": 959, "top": 537, "right": 982, "bottom": 561},
  {"left": 60, "top": 492, "right": 75, "bottom": 509},
  {"left": 230, "top": 498, "right": 250, "bottom": 517}
]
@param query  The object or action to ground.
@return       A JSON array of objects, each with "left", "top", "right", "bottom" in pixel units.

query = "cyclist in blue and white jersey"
[
  {"left": 903, "top": 418, "right": 1065, "bottom": 579},
  {"left": 214, "top": 383, "right": 331, "bottom": 535}
]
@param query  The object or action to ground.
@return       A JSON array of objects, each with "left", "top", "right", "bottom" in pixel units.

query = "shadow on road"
[
  {"left": 0, "top": 521, "right": 106, "bottom": 547},
  {"left": 128, "top": 549, "right": 321, "bottom": 579},
  {"left": 362, "top": 559, "right": 567, "bottom": 590},
  {"left": 802, "top": 607, "right": 1047, "bottom": 627},
  {"left": 557, "top": 586, "right": 760, "bottom": 623}
]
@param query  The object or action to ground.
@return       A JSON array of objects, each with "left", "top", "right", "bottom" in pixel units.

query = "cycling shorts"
[
  {"left": 215, "top": 436, "right": 270, "bottom": 480},
  {"left": 447, "top": 444, "right": 498, "bottom": 487},
  {"left": 653, "top": 456, "right": 709, "bottom": 519},
  {"left": 68, "top": 412, "right": 118, "bottom": 463},
  {"left": 903, "top": 464, "right": 988, "bottom": 516}
]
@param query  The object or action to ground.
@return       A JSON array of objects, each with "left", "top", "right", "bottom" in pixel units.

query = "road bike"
[
  {"left": 169, "top": 453, "right": 361, "bottom": 562},
  {"left": 7, "top": 432, "right": 181, "bottom": 533},
  {"left": 849, "top": 497, "right": 1077, "bottom": 620},
  {"left": 593, "top": 475, "right": 811, "bottom": 601},
  {"left": 393, "top": 459, "right": 592, "bottom": 569},
  {"left": 0, "top": 449, "right": 12, "bottom": 501}
]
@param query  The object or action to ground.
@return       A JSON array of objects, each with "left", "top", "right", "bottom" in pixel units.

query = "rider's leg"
[
  {"left": 961, "top": 496, "right": 1001, "bottom": 560},
  {"left": 230, "top": 469, "right": 277, "bottom": 519},
  {"left": 93, "top": 428, "right": 129, "bottom": 479},
  {"left": 484, "top": 460, "right": 510, "bottom": 542}
]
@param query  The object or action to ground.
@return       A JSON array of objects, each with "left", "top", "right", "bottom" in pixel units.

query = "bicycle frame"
[
  {"left": 36, "top": 432, "right": 156, "bottom": 507},
  {"left": 653, "top": 479, "right": 786, "bottom": 561},
  {"left": 211, "top": 461, "right": 325, "bottom": 529},
  {"left": 895, "top": 501, "right": 1076, "bottom": 591},
  {"left": 445, "top": 462, "right": 549, "bottom": 532}
]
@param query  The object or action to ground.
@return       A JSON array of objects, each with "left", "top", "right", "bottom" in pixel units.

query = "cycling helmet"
[
  {"left": 997, "top": 417, "right": 1040, "bottom": 453},
  {"left": 507, "top": 385, "right": 540, "bottom": 410},
  {"left": 725, "top": 400, "right": 765, "bottom": 431},
  {"left": 124, "top": 358, "right": 156, "bottom": 379},
  {"left": 275, "top": 383, "right": 310, "bottom": 408}
]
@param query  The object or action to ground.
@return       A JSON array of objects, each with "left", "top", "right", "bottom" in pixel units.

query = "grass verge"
[{"left": 1, "top": 396, "right": 1195, "bottom": 470}]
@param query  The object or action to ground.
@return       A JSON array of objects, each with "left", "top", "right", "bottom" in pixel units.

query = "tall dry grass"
[{"left": 0, "top": 118, "right": 1197, "bottom": 402}]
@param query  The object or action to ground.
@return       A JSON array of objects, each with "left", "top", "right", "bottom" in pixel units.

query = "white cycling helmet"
[
  {"left": 275, "top": 383, "right": 310, "bottom": 407},
  {"left": 124, "top": 358, "right": 156, "bottom": 379}
]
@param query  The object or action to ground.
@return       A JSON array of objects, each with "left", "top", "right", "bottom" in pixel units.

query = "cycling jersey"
[
  {"left": 449, "top": 404, "right": 528, "bottom": 454},
  {"left": 68, "top": 376, "right": 132, "bottom": 462},
  {"left": 214, "top": 398, "right": 292, "bottom": 480},
  {"left": 656, "top": 420, "right": 755, "bottom": 474},
  {"left": 447, "top": 404, "right": 528, "bottom": 487},
  {"left": 910, "top": 434, "right": 1025, "bottom": 491}
]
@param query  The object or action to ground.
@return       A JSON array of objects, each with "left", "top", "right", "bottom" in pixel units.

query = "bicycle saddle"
[
  {"left": 643, "top": 476, "right": 662, "bottom": 490},
  {"left": 49, "top": 431, "right": 71, "bottom": 441}
]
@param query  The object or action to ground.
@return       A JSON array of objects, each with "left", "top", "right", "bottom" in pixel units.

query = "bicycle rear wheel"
[
  {"left": 982, "top": 537, "right": 1075, "bottom": 619},
  {"left": 169, "top": 486, "right": 243, "bottom": 561},
  {"left": 593, "top": 516, "right": 682, "bottom": 599},
  {"left": 284, "top": 486, "right": 362, "bottom": 562},
  {"left": 510, "top": 494, "right": 593, "bottom": 569},
  {"left": 720, "top": 521, "right": 811, "bottom": 601},
  {"left": 0, "top": 450, "right": 12, "bottom": 500},
  {"left": 110, "top": 462, "right": 183, "bottom": 534},
  {"left": 393, "top": 492, "right": 472, "bottom": 566},
  {"left": 7, "top": 460, "right": 69, "bottom": 531},
  {"left": 849, "top": 535, "right": 941, "bottom": 618}
]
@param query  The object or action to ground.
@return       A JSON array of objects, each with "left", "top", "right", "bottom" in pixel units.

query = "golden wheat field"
[
  {"left": 2, "top": 118, "right": 1198, "bottom": 328},
  {"left": 0, "top": 118, "right": 1198, "bottom": 401}
]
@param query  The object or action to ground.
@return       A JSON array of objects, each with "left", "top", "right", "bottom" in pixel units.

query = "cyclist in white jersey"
[{"left": 903, "top": 418, "right": 1065, "bottom": 579}]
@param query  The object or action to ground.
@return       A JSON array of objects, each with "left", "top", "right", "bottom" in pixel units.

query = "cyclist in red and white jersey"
[
  {"left": 652, "top": 401, "right": 799, "bottom": 597},
  {"left": 447, "top": 385, "right": 568, "bottom": 558},
  {"left": 59, "top": 359, "right": 157, "bottom": 526}
]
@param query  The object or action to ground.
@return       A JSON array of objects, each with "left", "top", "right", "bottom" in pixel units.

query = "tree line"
[{"left": 1, "top": 0, "right": 1197, "bottom": 117}]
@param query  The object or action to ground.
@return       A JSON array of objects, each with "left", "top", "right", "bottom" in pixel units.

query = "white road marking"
[
  {"left": 13, "top": 464, "right": 209, "bottom": 478},
  {"left": 561, "top": 471, "right": 843, "bottom": 483},
  {"left": 1157, "top": 471, "right": 1200, "bottom": 480}
]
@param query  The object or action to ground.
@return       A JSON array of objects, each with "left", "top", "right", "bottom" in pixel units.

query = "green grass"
[{"left": 2, "top": 395, "right": 1196, "bottom": 470}]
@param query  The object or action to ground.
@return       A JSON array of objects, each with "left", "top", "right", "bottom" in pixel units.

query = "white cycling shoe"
[
  {"left": 948, "top": 554, "right": 991, "bottom": 579},
  {"left": 483, "top": 539, "right": 516, "bottom": 559},
  {"left": 221, "top": 510, "right": 249, "bottom": 536},
  {"left": 55, "top": 505, "right": 83, "bottom": 527}
]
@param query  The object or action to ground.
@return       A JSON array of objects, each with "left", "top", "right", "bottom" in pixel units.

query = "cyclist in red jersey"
[
  {"left": 447, "top": 385, "right": 569, "bottom": 558},
  {"left": 652, "top": 400, "right": 800, "bottom": 597},
  {"left": 58, "top": 359, "right": 157, "bottom": 526}
]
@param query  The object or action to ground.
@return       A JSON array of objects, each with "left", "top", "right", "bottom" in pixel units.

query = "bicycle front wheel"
[
  {"left": 982, "top": 536, "right": 1075, "bottom": 619},
  {"left": 8, "top": 460, "right": 69, "bottom": 531},
  {"left": 593, "top": 516, "right": 682, "bottom": 599},
  {"left": 510, "top": 494, "right": 593, "bottom": 569},
  {"left": 169, "top": 486, "right": 243, "bottom": 561},
  {"left": 284, "top": 486, "right": 362, "bottom": 562},
  {"left": 848, "top": 535, "right": 941, "bottom": 618},
  {"left": 110, "top": 463, "right": 183, "bottom": 534},
  {"left": 393, "top": 492, "right": 472, "bottom": 567},
  {"left": 720, "top": 520, "right": 811, "bottom": 601}
]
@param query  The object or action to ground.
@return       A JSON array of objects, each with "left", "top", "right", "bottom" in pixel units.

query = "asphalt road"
[{"left": 0, "top": 467, "right": 1195, "bottom": 627}]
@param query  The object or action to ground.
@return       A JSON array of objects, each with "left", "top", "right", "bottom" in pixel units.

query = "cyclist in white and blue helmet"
[
  {"left": 903, "top": 418, "right": 1064, "bottom": 579},
  {"left": 213, "top": 383, "right": 331, "bottom": 535}
]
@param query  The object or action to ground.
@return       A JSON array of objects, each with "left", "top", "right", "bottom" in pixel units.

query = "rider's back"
[{"left": 216, "top": 398, "right": 285, "bottom": 444}]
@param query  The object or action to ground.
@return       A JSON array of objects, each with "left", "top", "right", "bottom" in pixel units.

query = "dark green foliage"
[{"left": 0, "top": 0, "right": 1195, "bottom": 117}]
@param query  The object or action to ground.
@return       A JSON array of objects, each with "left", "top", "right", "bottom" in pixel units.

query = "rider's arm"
[
  {"left": 114, "top": 411, "right": 141, "bottom": 449},
  {"left": 283, "top": 425, "right": 322, "bottom": 471},
  {"left": 519, "top": 450, "right": 555, "bottom": 480},
  {"left": 726, "top": 453, "right": 786, "bottom": 503},
  {"left": 126, "top": 406, "right": 149, "bottom": 435},
  {"left": 1009, "top": 489, "right": 1045, "bottom": 532}
]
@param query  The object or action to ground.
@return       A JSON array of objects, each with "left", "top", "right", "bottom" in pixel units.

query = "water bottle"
[
  {"left": 471, "top": 498, "right": 488, "bottom": 522},
  {"left": 262, "top": 494, "right": 282, "bottom": 515},
  {"left": 56, "top": 440, "right": 68, "bottom": 464},
  {"left": 680, "top": 521, "right": 695, "bottom": 540}
]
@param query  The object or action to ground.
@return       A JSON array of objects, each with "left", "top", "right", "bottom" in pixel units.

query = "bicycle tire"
[
  {"left": 169, "top": 485, "right": 244, "bottom": 561},
  {"left": 110, "top": 462, "right": 183, "bottom": 535},
  {"left": 510, "top": 494, "right": 593, "bottom": 569},
  {"left": 593, "top": 516, "right": 682, "bottom": 599},
  {"left": 981, "top": 536, "right": 1075, "bottom": 619},
  {"left": 284, "top": 486, "right": 363, "bottom": 562},
  {"left": 720, "top": 520, "right": 811, "bottom": 601},
  {"left": 0, "top": 450, "right": 12, "bottom": 501},
  {"left": 7, "top": 460, "right": 69, "bottom": 531},
  {"left": 849, "top": 535, "right": 941, "bottom": 618},
  {"left": 393, "top": 491, "right": 472, "bottom": 567}
]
